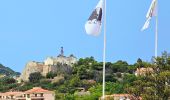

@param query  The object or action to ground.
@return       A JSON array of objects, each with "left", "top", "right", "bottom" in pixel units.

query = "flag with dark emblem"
[{"left": 85, "top": 0, "right": 103, "bottom": 36}]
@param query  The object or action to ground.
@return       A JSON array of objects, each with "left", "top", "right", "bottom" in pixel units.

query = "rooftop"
[
  {"left": 25, "top": 87, "right": 53, "bottom": 94},
  {"left": 0, "top": 92, "right": 24, "bottom": 96}
]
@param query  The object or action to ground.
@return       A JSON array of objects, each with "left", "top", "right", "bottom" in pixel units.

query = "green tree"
[
  {"left": 128, "top": 52, "right": 170, "bottom": 100},
  {"left": 2, "top": 77, "right": 16, "bottom": 84},
  {"left": 46, "top": 72, "right": 57, "bottom": 79},
  {"left": 29, "top": 72, "right": 43, "bottom": 83}
]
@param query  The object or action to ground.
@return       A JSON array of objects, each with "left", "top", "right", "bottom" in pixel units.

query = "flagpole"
[
  {"left": 102, "top": 0, "right": 106, "bottom": 99},
  {"left": 155, "top": 0, "right": 158, "bottom": 58}
]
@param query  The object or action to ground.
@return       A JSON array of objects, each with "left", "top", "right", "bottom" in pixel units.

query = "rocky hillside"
[
  {"left": 20, "top": 61, "right": 73, "bottom": 82},
  {"left": 0, "top": 63, "right": 20, "bottom": 76},
  {"left": 20, "top": 48, "right": 77, "bottom": 81}
]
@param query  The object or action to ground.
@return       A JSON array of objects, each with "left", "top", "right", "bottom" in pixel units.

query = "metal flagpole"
[
  {"left": 102, "top": 0, "right": 106, "bottom": 99},
  {"left": 155, "top": 0, "right": 158, "bottom": 58}
]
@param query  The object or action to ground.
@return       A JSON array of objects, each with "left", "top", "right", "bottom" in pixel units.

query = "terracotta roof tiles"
[{"left": 25, "top": 87, "right": 53, "bottom": 94}]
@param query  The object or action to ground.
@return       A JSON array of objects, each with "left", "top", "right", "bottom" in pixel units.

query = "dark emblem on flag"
[
  {"left": 88, "top": 8, "right": 102, "bottom": 24},
  {"left": 149, "top": 1, "right": 156, "bottom": 17}
]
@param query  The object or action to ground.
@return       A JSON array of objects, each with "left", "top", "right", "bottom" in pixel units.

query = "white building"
[{"left": 44, "top": 47, "right": 77, "bottom": 66}]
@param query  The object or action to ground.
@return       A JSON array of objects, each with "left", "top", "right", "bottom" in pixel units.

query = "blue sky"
[{"left": 0, "top": 0, "right": 170, "bottom": 72}]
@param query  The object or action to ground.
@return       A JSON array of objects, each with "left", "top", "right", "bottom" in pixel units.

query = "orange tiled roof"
[
  {"left": 25, "top": 87, "right": 53, "bottom": 94},
  {"left": 0, "top": 92, "right": 23, "bottom": 96}
]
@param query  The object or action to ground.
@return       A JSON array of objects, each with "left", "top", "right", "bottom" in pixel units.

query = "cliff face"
[
  {"left": 20, "top": 61, "right": 45, "bottom": 81},
  {"left": 20, "top": 55, "right": 77, "bottom": 82}
]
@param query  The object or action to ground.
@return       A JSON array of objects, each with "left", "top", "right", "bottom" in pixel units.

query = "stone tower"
[{"left": 61, "top": 47, "right": 64, "bottom": 56}]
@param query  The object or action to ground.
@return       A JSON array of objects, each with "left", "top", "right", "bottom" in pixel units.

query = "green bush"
[{"left": 29, "top": 72, "right": 43, "bottom": 83}]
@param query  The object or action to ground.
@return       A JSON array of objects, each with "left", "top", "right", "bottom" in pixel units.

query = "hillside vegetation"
[
  {"left": 1, "top": 51, "right": 170, "bottom": 100},
  {"left": 0, "top": 64, "right": 20, "bottom": 76}
]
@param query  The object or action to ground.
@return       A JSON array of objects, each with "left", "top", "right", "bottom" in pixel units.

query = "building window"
[
  {"left": 27, "top": 94, "right": 30, "bottom": 98},
  {"left": 35, "top": 94, "right": 37, "bottom": 97},
  {"left": 40, "top": 93, "right": 43, "bottom": 97}
]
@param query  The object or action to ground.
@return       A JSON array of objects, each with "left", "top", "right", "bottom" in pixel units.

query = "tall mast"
[{"left": 102, "top": 0, "right": 106, "bottom": 99}]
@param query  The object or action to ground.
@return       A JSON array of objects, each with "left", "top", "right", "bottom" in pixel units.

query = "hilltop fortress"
[{"left": 20, "top": 47, "right": 77, "bottom": 82}]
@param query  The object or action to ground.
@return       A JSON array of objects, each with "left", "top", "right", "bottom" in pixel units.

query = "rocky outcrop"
[
  {"left": 20, "top": 61, "right": 76, "bottom": 82},
  {"left": 20, "top": 61, "right": 45, "bottom": 81},
  {"left": 20, "top": 49, "right": 77, "bottom": 82}
]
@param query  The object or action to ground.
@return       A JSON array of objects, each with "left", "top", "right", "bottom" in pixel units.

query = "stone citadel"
[{"left": 20, "top": 47, "right": 77, "bottom": 81}]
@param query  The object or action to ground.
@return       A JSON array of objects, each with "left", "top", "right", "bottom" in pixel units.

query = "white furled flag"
[
  {"left": 85, "top": 0, "right": 103, "bottom": 36},
  {"left": 141, "top": 0, "right": 157, "bottom": 31},
  {"left": 141, "top": 17, "right": 151, "bottom": 31}
]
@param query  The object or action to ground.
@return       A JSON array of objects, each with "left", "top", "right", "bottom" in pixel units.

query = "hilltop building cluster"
[{"left": 19, "top": 47, "right": 77, "bottom": 82}]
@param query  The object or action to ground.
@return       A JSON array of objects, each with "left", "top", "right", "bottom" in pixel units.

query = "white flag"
[
  {"left": 141, "top": 0, "right": 157, "bottom": 31},
  {"left": 141, "top": 17, "right": 151, "bottom": 31},
  {"left": 146, "top": 0, "right": 157, "bottom": 18},
  {"left": 85, "top": 0, "right": 103, "bottom": 36}
]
